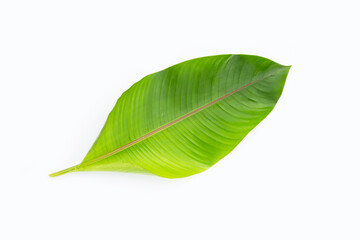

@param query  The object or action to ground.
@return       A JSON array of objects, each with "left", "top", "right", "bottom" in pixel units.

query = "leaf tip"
[{"left": 284, "top": 64, "right": 292, "bottom": 71}]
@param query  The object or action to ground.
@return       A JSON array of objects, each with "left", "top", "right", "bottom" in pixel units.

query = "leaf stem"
[{"left": 49, "top": 164, "right": 79, "bottom": 177}]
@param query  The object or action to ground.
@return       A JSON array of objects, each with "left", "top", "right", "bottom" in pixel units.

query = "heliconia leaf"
[{"left": 50, "top": 54, "right": 290, "bottom": 178}]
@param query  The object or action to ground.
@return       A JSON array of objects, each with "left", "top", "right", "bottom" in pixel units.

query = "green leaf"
[{"left": 50, "top": 54, "right": 290, "bottom": 178}]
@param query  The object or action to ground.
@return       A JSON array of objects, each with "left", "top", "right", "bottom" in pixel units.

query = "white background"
[{"left": 0, "top": 0, "right": 359, "bottom": 239}]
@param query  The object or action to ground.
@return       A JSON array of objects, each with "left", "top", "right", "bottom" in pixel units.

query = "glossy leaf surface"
[{"left": 50, "top": 55, "right": 290, "bottom": 178}]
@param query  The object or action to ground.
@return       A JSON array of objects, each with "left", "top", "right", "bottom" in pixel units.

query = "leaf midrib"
[{"left": 80, "top": 76, "right": 265, "bottom": 169}]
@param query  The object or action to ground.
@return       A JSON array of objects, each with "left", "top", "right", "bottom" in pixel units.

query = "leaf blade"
[{"left": 50, "top": 54, "right": 290, "bottom": 178}]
